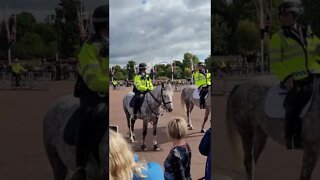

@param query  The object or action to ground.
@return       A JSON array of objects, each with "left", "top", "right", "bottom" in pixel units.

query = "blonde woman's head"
[
  {"left": 167, "top": 117, "right": 188, "bottom": 140},
  {"left": 109, "top": 129, "right": 145, "bottom": 180}
]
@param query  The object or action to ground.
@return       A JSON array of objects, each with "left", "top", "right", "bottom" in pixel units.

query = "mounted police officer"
[
  {"left": 132, "top": 63, "right": 154, "bottom": 120},
  {"left": 73, "top": 4, "right": 108, "bottom": 180},
  {"left": 194, "top": 62, "right": 211, "bottom": 109},
  {"left": 270, "top": 1, "right": 320, "bottom": 149},
  {"left": 11, "top": 59, "right": 26, "bottom": 87}
]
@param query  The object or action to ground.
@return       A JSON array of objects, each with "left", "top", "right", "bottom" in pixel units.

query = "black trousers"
[
  {"left": 133, "top": 93, "right": 145, "bottom": 115},
  {"left": 199, "top": 86, "right": 208, "bottom": 108},
  {"left": 12, "top": 73, "right": 21, "bottom": 86},
  {"left": 76, "top": 96, "right": 107, "bottom": 168},
  {"left": 284, "top": 79, "right": 313, "bottom": 140}
]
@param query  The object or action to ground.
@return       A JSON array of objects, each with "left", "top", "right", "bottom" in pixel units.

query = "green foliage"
[
  {"left": 126, "top": 60, "right": 136, "bottom": 80},
  {"left": 56, "top": 0, "right": 81, "bottom": 58},
  {"left": 235, "top": 20, "right": 259, "bottom": 54}
]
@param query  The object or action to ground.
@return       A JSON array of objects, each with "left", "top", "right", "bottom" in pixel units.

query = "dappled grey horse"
[
  {"left": 181, "top": 86, "right": 211, "bottom": 132},
  {"left": 227, "top": 75, "right": 320, "bottom": 180},
  {"left": 123, "top": 83, "right": 173, "bottom": 151},
  {"left": 43, "top": 95, "right": 107, "bottom": 180}
]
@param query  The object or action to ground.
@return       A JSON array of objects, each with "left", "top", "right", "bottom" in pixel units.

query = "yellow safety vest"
[
  {"left": 194, "top": 71, "right": 211, "bottom": 88},
  {"left": 270, "top": 27, "right": 320, "bottom": 81},
  {"left": 134, "top": 74, "right": 154, "bottom": 92},
  {"left": 78, "top": 38, "right": 108, "bottom": 94}
]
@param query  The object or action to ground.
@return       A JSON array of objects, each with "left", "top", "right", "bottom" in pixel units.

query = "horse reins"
[{"left": 146, "top": 86, "right": 172, "bottom": 120}]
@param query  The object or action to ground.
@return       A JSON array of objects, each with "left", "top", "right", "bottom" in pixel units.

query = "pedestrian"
[{"left": 164, "top": 117, "right": 192, "bottom": 180}]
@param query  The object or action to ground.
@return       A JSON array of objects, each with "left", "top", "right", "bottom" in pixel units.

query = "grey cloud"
[{"left": 110, "top": 0, "right": 210, "bottom": 66}]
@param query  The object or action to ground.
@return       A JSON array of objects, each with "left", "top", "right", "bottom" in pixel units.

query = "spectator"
[
  {"left": 109, "top": 129, "right": 164, "bottom": 180},
  {"left": 199, "top": 128, "right": 211, "bottom": 180},
  {"left": 164, "top": 117, "right": 192, "bottom": 180}
]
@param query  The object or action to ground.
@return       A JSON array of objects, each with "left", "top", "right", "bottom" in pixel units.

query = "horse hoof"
[
  {"left": 201, "top": 129, "right": 205, "bottom": 133},
  {"left": 188, "top": 126, "right": 194, "bottom": 130},
  {"left": 153, "top": 144, "right": 160, "bottom": 151},
  {"left": 141, "top": 144, "right": 147, "bottom": 151},
  {"left": 129, "top": 137, "right": 134, "bottom": 143}
]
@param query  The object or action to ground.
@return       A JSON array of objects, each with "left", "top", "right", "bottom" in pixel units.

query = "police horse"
[
  {"left": 181, "top": 85, "right": 211, "bottom": 133},
  {"left": 227, "top": 75, "right": 320, "bottom": 180},
  {"left": 43, "top": 95, "right": 107, "bottom": 180},
  {"left": 123, "top": 83, "right": 174, "bottom": 151}
]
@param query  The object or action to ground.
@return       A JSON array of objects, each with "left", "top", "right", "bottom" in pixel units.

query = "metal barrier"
[{"left": 0, "top": 71, "right": 51, "bottom": 90}]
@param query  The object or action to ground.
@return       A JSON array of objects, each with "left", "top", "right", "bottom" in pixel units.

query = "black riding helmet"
[
  {"left": 198, "top": 62, "right": 205, "bottom": 67},
  {"left": 139, "top": 63, "right": 147, "bottom": 70},
  {"left": 278, "top": 1, "right": 302, "bottom": 18},
  {"left": 92, "top": 3, "right": 108, "bottom": 33}
]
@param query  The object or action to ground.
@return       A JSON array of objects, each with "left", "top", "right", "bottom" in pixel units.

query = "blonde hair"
[
  {"left": 109, "top": 130, "right": 146, "bottom": 180},
  {"left": 167, "top": 117, "right": 188, "bottom": 139}
]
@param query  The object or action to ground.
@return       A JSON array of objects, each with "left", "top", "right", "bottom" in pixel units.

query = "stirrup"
[{"left": 73, "top": 167, "right": 87, "bottom": 180}]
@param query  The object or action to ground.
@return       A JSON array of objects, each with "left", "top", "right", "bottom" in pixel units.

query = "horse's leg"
[
  {"left": 187, "top": 103, "right": 194, "bottom": 130},
  {"left": 253, "top": 126, "right": 267, "bottom": 163},
  {"left": 299, "top": 141, "right": 320, "bottom": 180},
  {"left": 125, "top": 108, "right": 134, "bottom": 143},
  {"left": 152, "top": 120, "right": 160, "bottom": 151},
  {"left": 240, "top": 125, "right": 255, "bottom": 180},
  {"left": 201, "top": 108, "right": 210, "bottom": 133},
  {"left": 131, "top": 118, "right": 136, "bottom": 140},
  {"left": 45, "top": 150, "right": 67, "bottom": 180},
  {"left": 141, "top": 120, "right": 148, "bottom": 151}
]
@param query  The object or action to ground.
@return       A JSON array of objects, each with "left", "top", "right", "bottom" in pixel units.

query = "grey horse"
[
  {"left": 181, "top": 86, "right": 211, "bottom": 132},
  {"left": 123, "top": 83, "right": 174, "bottom": 151},
  {"left": 43, "top": 95, "right": 107, "bottom": 180},
  {"left": 227, "top": 75, "right": 320, "bottom": 180}
]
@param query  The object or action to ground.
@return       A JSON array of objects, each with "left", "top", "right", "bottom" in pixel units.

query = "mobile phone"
[{"left": 109, "top": 125, "right": 118, "bottom": 132}]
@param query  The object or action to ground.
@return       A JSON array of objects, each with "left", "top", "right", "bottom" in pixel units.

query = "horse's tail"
[
  {"left": 180, "top": 88, "right": 187, "bottom": 113},
  {"left": 226, "top": 84, "right": 243, "bottom": 168}
]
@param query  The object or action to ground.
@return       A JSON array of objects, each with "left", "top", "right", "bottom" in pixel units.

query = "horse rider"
[
  {"left": 270, "top": 1, "right": 320, "bottom": 149},
  {"left": 194, "top": 62, "right": 211, "bottom": 109},
  {"left": 112, "top": 79, "right": 118, "bottom": 89},
  {"left": 11, "top": 59, "right": 26, "bottom": 86},
  {"left": 73, "top": 4, "right": 108, "bottom": 179},
  {"left": 132, "top": 63, "right": 154, "bottom": 120}
]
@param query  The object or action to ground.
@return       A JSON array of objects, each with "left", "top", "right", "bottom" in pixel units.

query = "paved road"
[
  {"left": 0, "top": 81, "right": 74, "bottom": 180},
  {"left": 110, "top": 87, "right": 211, "bottom": 179}
]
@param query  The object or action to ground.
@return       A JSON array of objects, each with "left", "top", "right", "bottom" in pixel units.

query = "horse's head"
[{"left": 159, "top": 82, "right": 174, "bottom": 112}]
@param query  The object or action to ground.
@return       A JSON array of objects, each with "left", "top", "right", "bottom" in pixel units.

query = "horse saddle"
[
  {"left": 264, "top": 83, "right": 312, "bottom": 119},
  {"left": 192, "top": 89, "right": 208, "bottom": 100},
  {"left": 63, "top": 103, "right": 108, "bottom": 146},
  {"left": 129, "top": 94, "right": 145, "bottom": 109},
  {"left": 63, "top": 107, "right": 82, "bottom": 146}
]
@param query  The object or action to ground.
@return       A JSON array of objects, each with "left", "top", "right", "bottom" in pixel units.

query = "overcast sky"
[
  {"left": 0, "top": 0, "right": 105, "bottom": 21},
  {"left": 110, "top": 0, "right": 211, "bottom": 67}
]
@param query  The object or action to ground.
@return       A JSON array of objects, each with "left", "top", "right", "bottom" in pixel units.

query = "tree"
[
  {"left": 182, "top": 52, "right": 199, "bottom": 70},
  {"left": 183, "top": 68, "right": 192, "bottom": 79},
  {"left": 56, "top": 0, "right": 81, "bottom": 58},
  {"left": 16, "top": 12, "right": 37, "bottom": 39},
  {"left": 235, "top": 19, "right": 259, "bottom": 56},
  {"left": 205, "top": 55, "right": 213, "bottom": 72},
  {"left": 13, "top": 32, "right": 45, "bottom": 59},
  {"left": 126, "top": 60, "right": 136, "bottom": 80},
  {"left": 212, "top": 14, "right": 230, "bottom": 55}
]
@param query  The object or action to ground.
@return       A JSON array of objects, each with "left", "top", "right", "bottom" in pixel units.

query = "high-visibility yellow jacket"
[
  {"left": 12, "top": 63, "right": 26, "bottom": 74},
  {"left": 134, "top": 73, "right": 154, "bottom": 92},
  {"left": 78, "top": 38, "right": 108, "bottom": 94},
  {"left": 270, "top": 27, "right": 320, "bottom": 82},
  {"left": 194, "top": 71, "right": 211, "bottom": 88}
]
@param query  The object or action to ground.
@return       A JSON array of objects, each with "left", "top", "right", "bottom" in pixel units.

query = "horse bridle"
[{"left": 146, "top": 85, "right": 172, "bottom": 118}]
